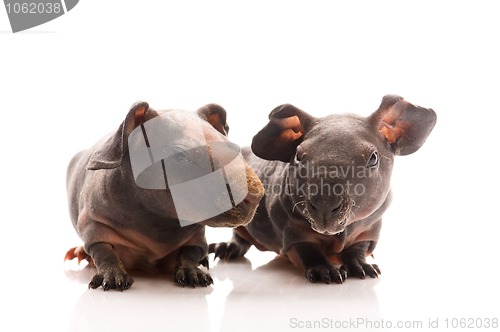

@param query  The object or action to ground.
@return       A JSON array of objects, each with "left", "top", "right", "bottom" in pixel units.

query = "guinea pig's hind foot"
[{"left": 64, "top": 246, "right": 94, "bottom": 266}]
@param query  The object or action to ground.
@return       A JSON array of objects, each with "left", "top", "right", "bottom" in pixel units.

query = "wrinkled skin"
[
  {"left": 65, "top": 102, "right": 264, "bottom": 290},
  {"left": 211, "top": 95, "right": 436, "bottom": 284}
]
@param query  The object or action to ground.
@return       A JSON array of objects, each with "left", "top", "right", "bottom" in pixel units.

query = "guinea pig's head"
[
  {"left": 87, "top": 102, "right": 264, "bottom": 228},
  {"left": 252, "top": 95, "right": 436, "bottom": 235}
]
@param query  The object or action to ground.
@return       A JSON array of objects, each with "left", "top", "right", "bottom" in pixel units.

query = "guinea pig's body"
[
  {"left": 211, "top": 95, "right": 436, "bottom": 283},
  {"left": 65, "top": 102, "right": 264, "bottom": 290}
]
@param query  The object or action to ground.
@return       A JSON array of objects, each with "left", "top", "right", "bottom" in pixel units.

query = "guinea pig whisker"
[
  {"left": 302, "top": 206, "right": 315, "bottom": 223},
  {"left": 336, "top": 195, "right": 354, "bottom": 225},
  {"left": 292, "top": 200, "right": 306, "bottom": 213}
]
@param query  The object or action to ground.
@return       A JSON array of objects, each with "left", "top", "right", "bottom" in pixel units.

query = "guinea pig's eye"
[
  {"left": 367, "top": 151, "right": 379, "bottom": 168},
  {"left": 294, "top": 146, "right": 305, "bottom": 164},
  {"left": 172, "top": 148, "right": 193, "bottom": 164},
  {"left": 294, "top": 151, "right": 306, "bottom": 165}
]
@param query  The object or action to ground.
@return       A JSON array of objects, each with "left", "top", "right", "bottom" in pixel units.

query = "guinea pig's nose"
[{"left": 308, "top": 197, "right": 342, "bottom": 219}]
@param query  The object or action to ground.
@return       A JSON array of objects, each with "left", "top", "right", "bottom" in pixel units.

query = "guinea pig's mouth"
[
  {"left": 203, "top": 193, "right": 261, "bottom": 228},
  {"left": 311, "top": 225, "right": 345, "bottom": 236},
  {"left": 299, "top": 197, "right": 354, "bottom": 236},
  {"left": 203, "top": 169, "right": 264, "bottom": 228}
]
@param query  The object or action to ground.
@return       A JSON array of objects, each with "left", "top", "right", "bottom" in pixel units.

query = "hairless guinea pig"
[
  {"left": 65, "top": 102, "right": 264, "bottom": 290},
  {"left": 210, "top": 95, "right": 436, "bottom": 284}
]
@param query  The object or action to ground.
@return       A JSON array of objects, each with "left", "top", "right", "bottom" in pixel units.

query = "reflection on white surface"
[
  {"left": 58, "top": 232, "right": 500, "bottom": 332},
  {"left": 60, "top": 245, "right": 382, "bottom": 332}
]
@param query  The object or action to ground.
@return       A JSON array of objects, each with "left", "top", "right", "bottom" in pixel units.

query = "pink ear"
[
  {"left": 378, "top": 97, "right": 411, "bottom": 144},
  {"left": 270, "top": 115, "right": 303, "bottom": 143},
  {"left": 371, "top": 95, "right": 436, "bottom": 156},
  {"left": 133, "top": 104, "right": 148, "bottom": 128},
  {"left": 251, "top": 104, "right": 314, "bottom": 162},
  {"left": 197, "top": 104, "right": 229, "bottom": 136}
]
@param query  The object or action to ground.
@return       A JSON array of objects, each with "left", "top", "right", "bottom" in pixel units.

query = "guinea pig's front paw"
[
  {"left": 175, "top": 267, "right": 214, "bottom": 288},
  {"left": 341, "top": 258, "right": 381, "bottom": 279},
  {"left": 305, "top": 263, "right": 347, "bottom": 284},
  {"left": 209, "top": 241, "right": 247, "bottom": 260},
  {"left": 88, "top": 268, "right": 134, "bottom": 291}
]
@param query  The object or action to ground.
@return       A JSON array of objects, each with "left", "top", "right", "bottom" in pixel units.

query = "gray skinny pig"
[
  {"left": 211, "top": 95, "right": 436, "bottom": 284},
  {"left": 65, "top": 102, "right": 264, "bottom": 290}
]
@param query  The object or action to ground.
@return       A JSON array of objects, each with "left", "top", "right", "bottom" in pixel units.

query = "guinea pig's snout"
[
  {"left": 304, "top": 194, "right": 352, "bottom": 235},
  {"left": 307, "top": 196, "right": 343, "bottom": 222}
]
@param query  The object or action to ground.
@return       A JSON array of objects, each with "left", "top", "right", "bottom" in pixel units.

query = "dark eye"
[
  {"left": 367, "top": 151, "right": 379, "bottom": 168},
  {"left": 172, "top": 147, "right": 193, "bottom": 164},
  {"left": 175, "top": 152, "right": 192, "bottom": 164},
  {"left": 294, "top": 145, "right": 305, "bottom": 164}
]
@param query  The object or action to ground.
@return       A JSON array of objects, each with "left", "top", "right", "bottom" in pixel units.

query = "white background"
[{"left": 1, "top": 1, "right": 499, "bottom": 331}]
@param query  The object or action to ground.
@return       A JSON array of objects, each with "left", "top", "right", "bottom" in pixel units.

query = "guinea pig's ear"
[
  {"left": 252, "top": 104, "right": 315, "bottom": 162},
  {"left": 371, "top": 95, "right": 437, "bottom": 156},
  {"left": 87, "top": 101, "right": 150, "bottom": 170},
  {"left": 197, "top": 103, "right": 229, "bottom": 136}
]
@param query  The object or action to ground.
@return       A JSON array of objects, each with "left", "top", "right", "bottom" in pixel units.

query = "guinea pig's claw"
[
  {"left": 88, "top": 274, "right": 104, "bottom": 289},
  {"left": 199, "top": 257, "right": 210, "bottom": 270},
  {"left": 305, "top": 264, "right": 345, "bottom": 284},
  {"left": 340, "top": 266, "right": 348, "bottom": 279},
  {"left": 342, "top": 261, "right": 381, "bottom": 279},
  {"left": 211, "top": 242, "right": 229, "bottom": 260},
  {"left": 88, "top": 270, "right": 134, "bottom": 291},
  {"left": 175, "top": 267, "right": 214, "bottom": 288}
]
